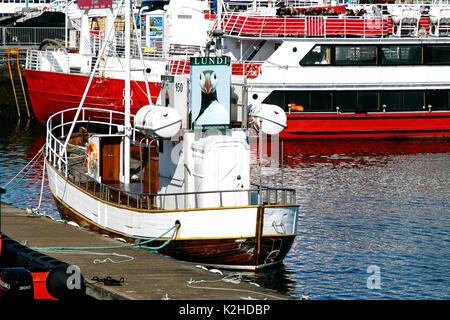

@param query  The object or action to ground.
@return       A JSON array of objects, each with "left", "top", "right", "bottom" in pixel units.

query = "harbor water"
[{"left": 0, "top": 118, "right": 449, "bottom": 300}]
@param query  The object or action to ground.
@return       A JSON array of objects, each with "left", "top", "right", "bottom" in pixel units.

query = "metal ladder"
[{"left": 7, "top": 48, "right": 31, "bottom": 119}]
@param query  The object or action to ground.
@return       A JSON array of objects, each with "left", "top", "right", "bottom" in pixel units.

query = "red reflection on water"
[{"left": 281, "top": 138, "right": 450, "bottom": 168}]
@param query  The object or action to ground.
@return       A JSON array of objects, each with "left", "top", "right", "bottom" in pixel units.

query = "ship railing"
[
  {"left": 88, "top": 30, "right": 167, "bottom": 59},
  {"left": 217, "top": 4, "right": 450, "bottom": 38},
  {"left": 25, "top": 49, "right": 71, "bottom": 73},
  {"left": 46, "top": 107, "right": 133, "bottom": 177},
  {"left": 336, "top": 0, "right": 450, "bottom": 4},
  {"left": 219, "top": 13, "right": 390, "bottom": 38},
  {"left": 62, "top": 162, "right": 297, "bottom": 209},
  {"left": 0, "top": 26, "right": 65, "bottom": 46}
]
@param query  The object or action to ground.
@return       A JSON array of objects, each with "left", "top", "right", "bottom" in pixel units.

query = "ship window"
[
  {"left": 380, "top": 91, "right": 423, "bottom": 111},
  {"left": 334, "top": 91, "right": 357, "bottom": 113},
  {"left": 286, "top": 91, "right": 310, "bottom": 111},
  {"left": 424, "top": 45, "right": 450, "bottom": 65},
  {"left": 381, "top": 46, "right": 422, "bottom": 65},
  {"left": 262, "top": 91, "right": 286, "bottom": 111},
  {"left": 262, "top": 91, "right": 332, "bottom": 112},
  {"left": 310, "top": 92, "right": 332, "bottom": 111},
  {"left": 357, "top": 92, "right": 379, "bottom": 112},
  {"left": 426, "top": 90, "right": 449, "bottom": 110},
  {"left": 300, "top": 45, "right": 332, "bottom": 66},
  {"left": 335, "top": 46, "right": 377, "bottom": 66},
  {"left": 334, "top": 91, "right": 378, "bottom": 113}
]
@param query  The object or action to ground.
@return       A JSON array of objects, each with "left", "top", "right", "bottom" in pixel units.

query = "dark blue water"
[{"left": 1, "top": 119, "right": 449, "bottom": 299}]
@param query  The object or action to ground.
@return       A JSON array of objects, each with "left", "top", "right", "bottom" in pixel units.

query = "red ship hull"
[
  {"left": 24, "top": 69, "right": 162, "bottom": 123},
  {"left": 281, "top": 112, "right": 450, "bottom": 140}
]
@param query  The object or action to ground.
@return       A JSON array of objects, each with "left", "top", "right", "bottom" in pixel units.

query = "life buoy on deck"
[
  {"left": 86, "top": 142, "right": 98, "bottom": 172},
  {"left": 244, "top": 64, "right": 261, "bottom": 79}
]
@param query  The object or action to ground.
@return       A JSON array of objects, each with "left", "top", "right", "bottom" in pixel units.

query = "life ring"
[
  {"left": 244, "top": 64, "right": 261, "bottom": 79},
  {"left": 86, "top": 142, "right": 98, "bottom": 172},
  {"left": 42, "top": 7, "right": 49, "bottom": 12}
]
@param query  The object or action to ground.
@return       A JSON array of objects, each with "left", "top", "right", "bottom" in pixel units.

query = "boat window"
[
  {"left": 261, "top": 91, "right": 285, "bottom": 110},
  {"left": 357, "top": 92, "right": 379, "bottom": 113},
  {"left": 286, "top": 91, "right": 310, "bottom": 111},
  {"left": 335, "top": 46, "right": 377, "bottom": 66},
  {"left": 424, "top": 45, "right": 450, "bottom": 65},
  {"left": 310, "top": 92, "right": 332, "bottom": 111},
  {"left": 300, "top": 45, "right": 332, "bottom": 66},
  {"left": 426, "top": 90, "right": 450, "bottom": 110},
  {"left": 262, "top": 91, "right": 332, "bottom": 112},
  {"left": 334, "top": 91, "right": 357, "bottom": 113},
  {"left": 381, "top": 46, "right": 422, "bottom": 65},
  {"left": 334, "top": 91, "right": 378, "bottom": 113},
  {"left": 380, "top": 91, "right": 424, "bottom": 111}
]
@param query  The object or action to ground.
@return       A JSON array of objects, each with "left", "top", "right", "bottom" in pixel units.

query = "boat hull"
[
  {"left": 24, "top": 69, "right": 162, "bottom": 123},
  {"left": 46, "top": 160, "right": 298, "bottom": 271},
  {"left": 281, "top": 111, "right": 450, "bottom": 140}
]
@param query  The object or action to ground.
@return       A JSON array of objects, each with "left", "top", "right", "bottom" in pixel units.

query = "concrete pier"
[{"left": 0, "top": 202, "right": 295, "bottom": 301}]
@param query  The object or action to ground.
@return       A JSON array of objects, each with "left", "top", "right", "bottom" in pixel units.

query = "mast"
[{"left": 123, "top": 0, "right": 132, "bottom": 184}]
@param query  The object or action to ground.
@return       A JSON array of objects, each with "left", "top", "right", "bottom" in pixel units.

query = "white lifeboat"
[
  {"left": 249, "top": 104, "right": 287, "bottom": 136},
  {"left": 134, "top": 105, "right": 182, "bottom": 139}
]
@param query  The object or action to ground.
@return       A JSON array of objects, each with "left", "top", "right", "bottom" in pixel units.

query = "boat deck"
[{"left": 0, "top": 202, "right": 295, "bottom": 301}]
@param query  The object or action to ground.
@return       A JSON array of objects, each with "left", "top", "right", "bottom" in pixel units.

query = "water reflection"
[
  {"left": 0, "top": 119, "right": 57, "bottom": 218},
  {"left": 252, "top": 137, "right": 450, "bottom": 299},
  {"left": 1, "top": 119, "right": 449, "bottom": 299}
]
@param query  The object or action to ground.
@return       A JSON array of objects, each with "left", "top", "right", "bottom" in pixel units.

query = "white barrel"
[
  {"left": 134, "top": 105, "right": 182, "bottom": 139},
  {"left": 249, "top": 103, "right": 287, "bottom": 135}
]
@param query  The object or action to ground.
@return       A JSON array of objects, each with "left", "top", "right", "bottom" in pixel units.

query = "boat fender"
[
  {"left": 245, "top": 64, "right": 261, "bottom": 79},
  {"left": 45, "top": 266, "right": 86, "bottom": 300}
]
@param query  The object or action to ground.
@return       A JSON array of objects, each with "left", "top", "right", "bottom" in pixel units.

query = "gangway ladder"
[{"left": 7, "top": 48, "right": 31, "bottom": 119}]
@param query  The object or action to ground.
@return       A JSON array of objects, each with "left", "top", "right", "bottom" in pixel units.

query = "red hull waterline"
[
  {"left": 25, "top": 70, "right": 450, "bottom": 139},
  {"left": 281, "top": 112, "right": 450, "bottom": 140}
]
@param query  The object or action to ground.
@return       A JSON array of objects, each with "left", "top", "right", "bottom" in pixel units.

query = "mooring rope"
[
  {"left": 31, "top": 222, "right": 180, "bottom": 252},
  {"left": 186, "top": 274, "right": 289, "bottom": 300},
  {"left": 1, "top": 144, "right": 45, "bottom": 191}
]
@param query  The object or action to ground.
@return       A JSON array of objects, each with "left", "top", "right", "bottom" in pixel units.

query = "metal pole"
[
  {"left": 65, "top": 0, "right": 68, "bottom": 48},
  {"left": 123, "top": 0, "right": 132, "bottom": 184}
]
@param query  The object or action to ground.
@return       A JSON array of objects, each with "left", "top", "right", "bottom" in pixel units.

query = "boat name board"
[{"left": 190, "top": 57, "right": 231, "bottom": 66}]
